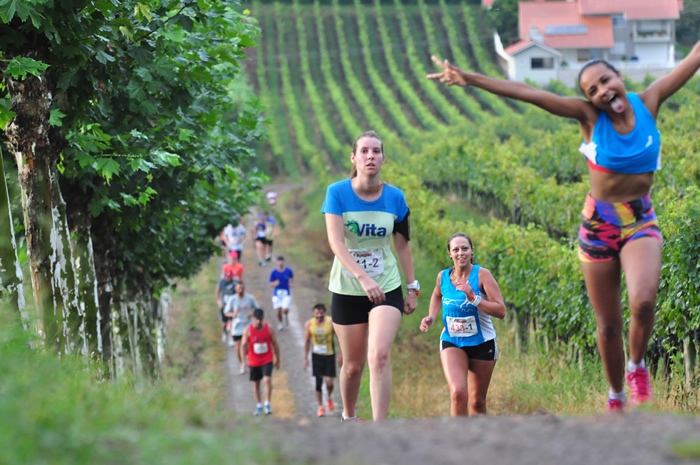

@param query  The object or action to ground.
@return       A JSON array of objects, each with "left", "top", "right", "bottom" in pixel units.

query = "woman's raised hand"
[
  {"left": 427, "top": 56, "right": 469, "bottom": 87},
  {"left": 455, "top": 281, "right": 476, "bottom": 301}
]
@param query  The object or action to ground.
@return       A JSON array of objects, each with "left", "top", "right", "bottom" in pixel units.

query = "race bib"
[
  {"left": 446, "top": 315, "right": 478, "bottom": 338},
  {"left": 342, "top": 248, "right": 384, "bottom": 278},
  {"left": 313, "top": 344, "right": 328, "bottom": 355},
  {"left": 253, "top": 342, "right": 269, "bottom": 354},
  {"left": 275, "top": 289, "right": 289, "bottom": 297}
]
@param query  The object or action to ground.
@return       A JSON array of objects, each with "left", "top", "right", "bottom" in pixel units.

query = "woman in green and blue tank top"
[{"left": 322, "top": 130, "right": 418, "bottom": 422}]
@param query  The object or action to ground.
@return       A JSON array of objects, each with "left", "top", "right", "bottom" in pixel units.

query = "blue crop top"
[{"left": 579, "top": 93, "right": 661, "bottom": 174}]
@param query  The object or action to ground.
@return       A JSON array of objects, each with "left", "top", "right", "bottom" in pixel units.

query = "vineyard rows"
[{"left": 248, "top": 1, "right": 700, "bottom": 378}]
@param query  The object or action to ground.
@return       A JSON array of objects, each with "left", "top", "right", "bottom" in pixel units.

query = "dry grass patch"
[{"left": 271, "top": 370, "right": 297, "bottom": 419}]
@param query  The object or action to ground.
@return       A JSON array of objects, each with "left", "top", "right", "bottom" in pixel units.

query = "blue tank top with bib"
[
  {"left": 439, "top": 266, "right": 496, "bottom": 347},
  {"left": 578, "top": 93, "right": 661, "bottom": 174}
]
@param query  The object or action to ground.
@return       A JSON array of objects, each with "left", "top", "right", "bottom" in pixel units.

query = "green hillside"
[{"left": 247, "top": 0, "right": 700, "bottom": 379}]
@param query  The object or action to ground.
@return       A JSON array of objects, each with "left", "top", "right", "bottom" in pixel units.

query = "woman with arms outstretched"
[{"left": 428, "top": 42, "right": 700, "bottom": 411}]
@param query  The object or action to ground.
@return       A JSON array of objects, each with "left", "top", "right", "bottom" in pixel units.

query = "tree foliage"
[
  {"left": 1, "top": 0, "right": 265, "bottom": 371},
  {"left": 677, "top": 0, "right": 700, "bottom": 46},
  {"left": 484, "top": 0, "right": 521, "bottom": 47}
]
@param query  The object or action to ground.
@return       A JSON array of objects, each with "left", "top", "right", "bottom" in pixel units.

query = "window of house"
[
  {"left": 577, "top": 49, "right": 592, "bottom": 62},
  {"left": 531, "top": 57, "right": 554, "bottom": 69},
  {"left": 636, "top": 20, "right": 667, "bottom": 38},
  {"left": 611, "top": 15, "right": 626, "bottom": 28}
]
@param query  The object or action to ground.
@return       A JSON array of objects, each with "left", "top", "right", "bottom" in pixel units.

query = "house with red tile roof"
[
  {"left": 495, "top": 0, "right": 683, "bottom": 85},
  {"left": 501, "top": 39, "right": 562, "bottom": 85}
]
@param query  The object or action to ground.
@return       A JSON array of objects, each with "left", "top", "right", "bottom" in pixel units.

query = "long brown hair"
[{"left": 350, "top": 130, "right": 384, "bottom": 178}]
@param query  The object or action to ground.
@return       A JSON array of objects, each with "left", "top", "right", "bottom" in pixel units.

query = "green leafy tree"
[
  {"left": 1, "top": 1, "right": 264, "bottom": 377},
  {"left": 677, "top": 0, "right": 700, "bottom": 46},
  {"left": 485, "top": 0, "right": 521, "bottom": 47}
]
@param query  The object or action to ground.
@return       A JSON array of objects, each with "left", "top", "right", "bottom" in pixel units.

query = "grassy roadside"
[{"left": 0, "top": 259, "right": 281, "bottom": 465}]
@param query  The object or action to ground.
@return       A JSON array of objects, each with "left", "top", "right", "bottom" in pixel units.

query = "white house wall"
[
  {"left": 560, "top": 50, "right": 578, "bottom": 67},
  {"left": 514, "top": 47, "right": 558, "bottom": 86},
  {"left": 634, "top": 43, "right": 671, "bottom": 65}
]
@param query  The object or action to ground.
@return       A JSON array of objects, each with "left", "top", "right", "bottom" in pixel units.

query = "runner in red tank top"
[{"left": 242, "top": 308, "right": 280, "bottom": 415}]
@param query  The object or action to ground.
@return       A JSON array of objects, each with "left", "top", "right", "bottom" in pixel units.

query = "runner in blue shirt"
[
  {"left": 269, "top": 256, "right": 294, "bottom": 331},
  {"left": 420, "top": 233, "right": 506, "bottom": 416}
]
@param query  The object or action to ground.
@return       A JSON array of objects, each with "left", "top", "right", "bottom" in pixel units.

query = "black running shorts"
[
  {"left": 331, "top": 287, "right": 403, "bottom": 326},
  {"left": 440, "top": 339, "right": 498, "bottom": 361},
  {"left": 312, "top": 353, "right": 337, "bottom": 378},
  {"left": 249, "top": 362, "right": 273, "bottom": 382}
]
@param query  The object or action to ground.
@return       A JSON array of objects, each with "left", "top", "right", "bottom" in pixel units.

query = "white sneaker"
[
  {"left": 221, "top": 333, "right": 227, "bottom": 343},
  {"left": 277, "top": 323, "right": 284, "bottom": 331},
  {"left": 227, "top": 338, "right": 234, "bottom": 347},
  {"left": 239, "top": 365, "right": 245, "bottom": 375}
]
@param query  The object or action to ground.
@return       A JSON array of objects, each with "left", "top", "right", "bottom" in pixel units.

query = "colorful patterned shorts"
[{"left": 578, "top": 193, "right": 662, "bottom": 263}]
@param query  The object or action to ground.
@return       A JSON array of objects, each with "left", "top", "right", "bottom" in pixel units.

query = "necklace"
[{"left": 450, "top": 267, "right": 471, "bottom": 284}]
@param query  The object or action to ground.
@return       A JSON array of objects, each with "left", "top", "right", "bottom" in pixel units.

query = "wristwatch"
[{"left": 407, "top": 280, "right": 420, "bottom": 296}]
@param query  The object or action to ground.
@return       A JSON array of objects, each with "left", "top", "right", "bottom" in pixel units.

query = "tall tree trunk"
[
  {"left": 50, "top": 173, "right": 85, "bottom": 356},
  {"left": 65, "top": 190, "right": 102, "bottom": 361},
  {"left": 110, "top": 278, "right": 166, "bottom": 382},
  {"left": 683, "top": 335, "right": 696, "bottom": 387},
  {"left": 155, "top": 287, "right": 171, "bottom": 375},
  {"left": 4, "top": 48, "right": 79, "bottom": 355},
  {"left": 0, "top": 152, "right": 26, "bottom": 324},
  {"left": 91, "top": 214, "right": 115, "bottom": 374}
]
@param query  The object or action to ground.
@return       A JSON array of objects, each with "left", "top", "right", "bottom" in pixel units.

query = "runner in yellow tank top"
[{"left": 304, "top": 303, "right": 341, "bottom": 417}]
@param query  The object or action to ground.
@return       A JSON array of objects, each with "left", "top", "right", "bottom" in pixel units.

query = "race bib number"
[
  {"left": 253, "top": 342, "right": 269, "bottom": 354},
  {"left": 342, "top": 248, "right": 384, "bottom": 278},
  {"left": 446, "top": 315, "right": 478, "bottom": 338},
  {"left": 313, "top": 344, "right": 328, "bottom": 355},
  {"left": 275, "top": 289, "right": 289, "bottom": 297}
]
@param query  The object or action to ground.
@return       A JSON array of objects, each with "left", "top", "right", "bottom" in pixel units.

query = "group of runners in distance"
[{"left": 217, "top": 41, "right": 700, "bottom": 420}]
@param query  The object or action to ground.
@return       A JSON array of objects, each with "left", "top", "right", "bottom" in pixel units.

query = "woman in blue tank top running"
[
  {"left": 420, "top": 233, "right": 505, "bottom": 416},
  {"left": 428, "top": 41, "right": 700, "bottom": 412}
]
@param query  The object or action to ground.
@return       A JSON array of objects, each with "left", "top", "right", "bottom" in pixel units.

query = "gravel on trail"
[{"left": 221, "top": 198, "right": 700, "bottom": 465}]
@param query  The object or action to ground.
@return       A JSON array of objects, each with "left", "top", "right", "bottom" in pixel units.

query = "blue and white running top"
[
  {"left": 440, "top": 266, "right": 496, "bottom": 347},
  {"left": 321, "top": 179, "right": 409, "bottom": 295},
  {"left": 579, "top": 93, "right": 661, "bottom": 174}
]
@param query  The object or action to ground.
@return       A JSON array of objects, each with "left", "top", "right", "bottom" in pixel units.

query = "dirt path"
[
  {"left": 220, "top": 185, "right": 700, "bottom": 464},
  {"left": 224, "top": 185, "right": 339, "bottom": 420}
]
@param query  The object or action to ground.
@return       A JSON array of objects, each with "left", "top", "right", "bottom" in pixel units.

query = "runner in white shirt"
[{"left": 223, "top": 219, "right": 247, "bottom": 260}]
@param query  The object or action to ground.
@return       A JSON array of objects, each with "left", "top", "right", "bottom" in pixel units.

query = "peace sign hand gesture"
[{"left": 426, "top": 56, "right": 469, "bottom": 87}]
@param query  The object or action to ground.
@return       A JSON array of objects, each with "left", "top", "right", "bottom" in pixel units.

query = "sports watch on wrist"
[{"left": 407, "top": 280, "right": 420, "bottom": 296}]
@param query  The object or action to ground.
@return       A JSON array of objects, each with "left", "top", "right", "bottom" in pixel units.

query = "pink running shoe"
[
  {"left": 607, "top": 398, "right": 626, "bottom": 413},
  {"left": 626, "top": 367, "right": 653, "bottom": 405}
]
